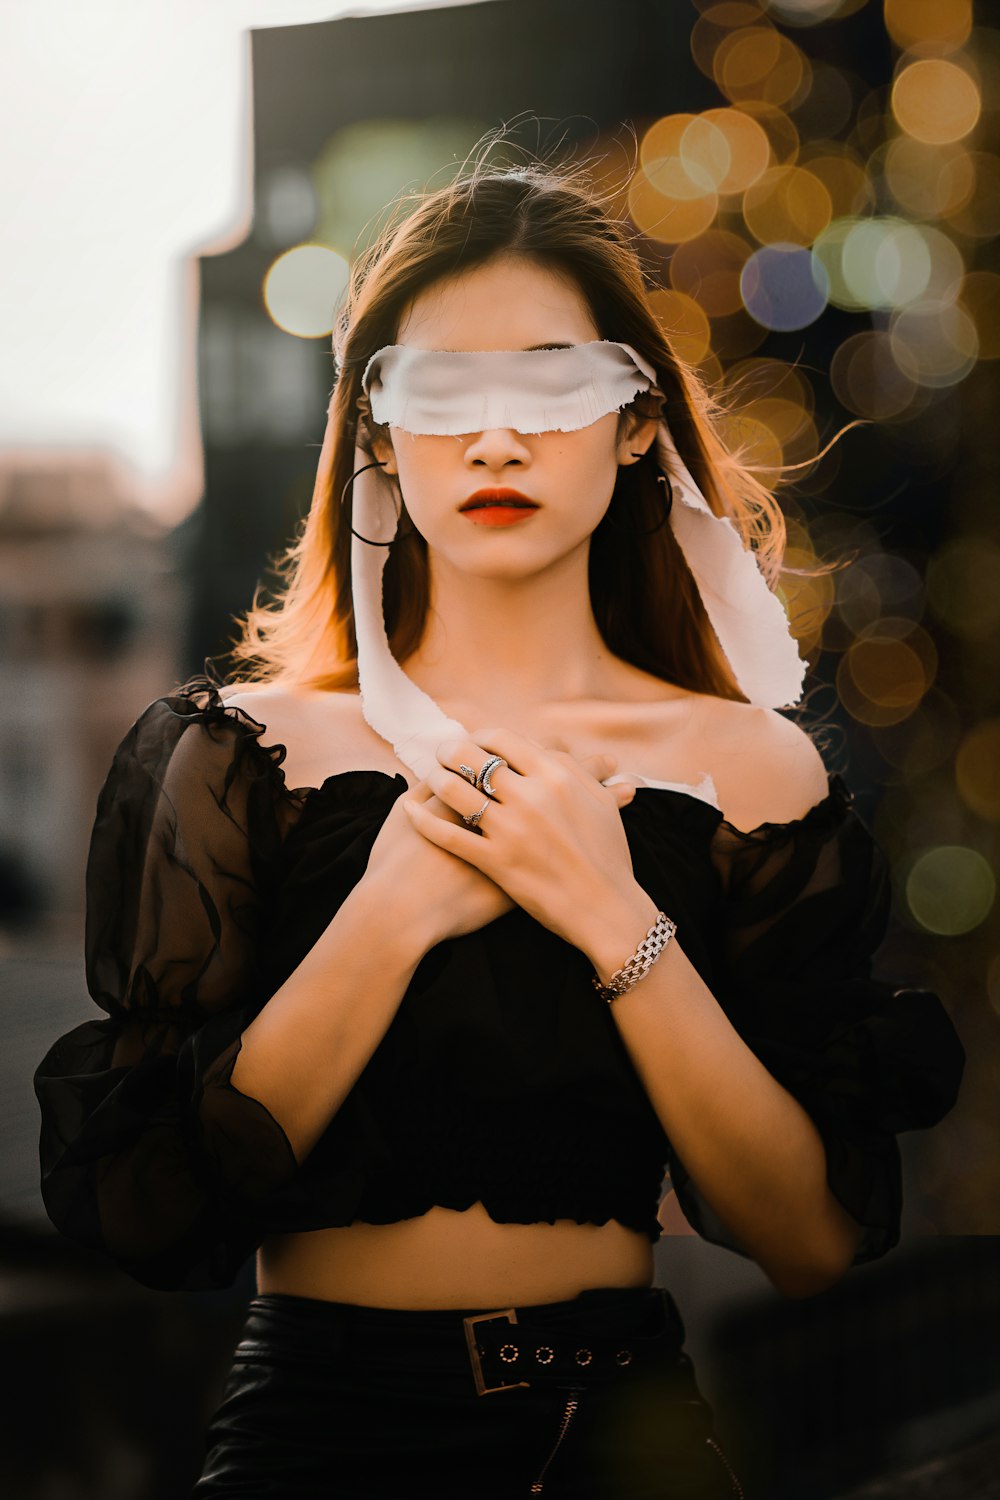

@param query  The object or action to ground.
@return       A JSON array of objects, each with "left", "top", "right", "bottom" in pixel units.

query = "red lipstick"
[{"left": 459, "top": 487, "right": 540, "bottom": 527}]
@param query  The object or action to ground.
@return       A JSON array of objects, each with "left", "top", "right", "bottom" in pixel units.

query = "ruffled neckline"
[{"left": 172, "top": 674, "right": 855, "bottom": 843}]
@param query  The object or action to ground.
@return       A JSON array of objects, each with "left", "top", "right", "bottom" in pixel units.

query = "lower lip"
[{"left": 461, "top": 505, "right": 539, "bottom": 526}]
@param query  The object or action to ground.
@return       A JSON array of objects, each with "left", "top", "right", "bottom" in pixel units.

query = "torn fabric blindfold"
[{"left": 361, "top": 339, "right": 660, "bottom": 434}]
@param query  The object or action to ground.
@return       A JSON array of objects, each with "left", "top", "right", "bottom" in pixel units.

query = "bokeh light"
[
  {"left": 778, "top": 544, "right": 836, "bottom": 654},
  {"left": 892, "top": 58, "right": 982, "bottom": 146},
  {"left": 736, "top": 99, "right": 801, "bottom": 163},
  {"left": 835, "top": 554, "right": 926, "bottom": 634},
  {"left": 947, "top": 153, "right": 1000, "bottom": 239},
  {"left": 955, "top": 721, "right": 1000, "bottom": 821},
  {"left": 830, "top": 330, "right": 920, "bottom": 420},
  {"left": 700, "top": 108, "right": 772, "bottom": 194},
  {"left": 691, "top": 5, "right": 773, "bottom": 81},
  {"left": 799, "top": 144, "right": 874, "bottom": 217},
  {"left": 926, "top": 538, "right": 1000, "bottom": 639},
  {"left": 669, "top": 231, "right": 754, "bottom": 316},
  {"left": 715, "top": 408, "right": 786, "bottom": 481},
  {"left": 714, "top": 25, "right": 808, "bottom": 107},
  {"left": 764, "top": 0, "right": 868, "bottom": 23},
  {"left": 837, "top": 617, "right": 936, "bottom": 727},
  {"left": 649, "top": 289, "right": 713, "bottom": 365},
  {"left": 814, "top": 217, "right": 965, "bottom": 314},
  {"left": 881, "top": 137, "right": 976, "bottom": 222},
  {"left": 883, "top": 0, "right": 974, "bottom": 52},
  {"left": 890, "top": 299, "right": 978, "bottom": 388},
  {"left": 790, "top": 66, "right": 859, "bottom": 139},
  {"left": 742, "top": 164, "right": 833, "bottom": 246},
  {"left": 959, "top": 271, "right": 1000, "bottom": 358},
  {"left": 262, "top": 244, "right": 349, "bottom": 337},
  {"left": 873, "top": 688, "right": 962, "bottom": 777},
  {"left": 905, "top": 846, "right": 995, "bottom": 936},
  {"left": 741, "top": 244, "right": 829, "bottom": 330},
  {"left": 632, "top": 114, "right": 720, "bottom": 242}
]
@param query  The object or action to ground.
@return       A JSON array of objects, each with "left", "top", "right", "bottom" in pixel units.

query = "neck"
[{"left": 400, "top": 545, "right": 619, "bottom": 712}]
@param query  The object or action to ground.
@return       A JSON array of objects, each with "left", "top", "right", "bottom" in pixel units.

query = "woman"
[{"left": 34, "top": 155, "right": 965, "bottom": 1499}]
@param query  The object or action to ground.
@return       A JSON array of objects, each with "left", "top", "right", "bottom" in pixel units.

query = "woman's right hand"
[{"left": 365, "top": 743, "right": 635, "bottom": 949}]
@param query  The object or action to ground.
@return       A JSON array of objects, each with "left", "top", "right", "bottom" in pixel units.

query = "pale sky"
[{"left": 0, "top": 0, "right": 493, "bottom": 527}]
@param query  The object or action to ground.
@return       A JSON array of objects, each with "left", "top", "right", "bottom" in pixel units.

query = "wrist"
[
  {"left": 336, "top": 877, "right": 437, "bottom": 970},
  {"left": 583, "top": 886, "right": 663, "bottom": 986}
]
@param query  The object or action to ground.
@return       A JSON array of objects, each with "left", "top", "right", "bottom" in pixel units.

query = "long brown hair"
[{"left": 223, "top": 147, "right": 832, "bottom": 699}]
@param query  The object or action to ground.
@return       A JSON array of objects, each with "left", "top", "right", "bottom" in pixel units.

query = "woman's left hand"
[{"left": 401, "top": 726, "right": 645, "bottom": 951}]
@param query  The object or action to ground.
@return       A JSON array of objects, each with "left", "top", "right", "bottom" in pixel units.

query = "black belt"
[{"left": 461, "top": 1290, "right": 685, "bottom": 1397}]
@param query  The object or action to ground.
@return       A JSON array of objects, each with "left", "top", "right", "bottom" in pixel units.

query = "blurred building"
[{"left": 0, "top": 453, "right": 182, "bottom": 931}]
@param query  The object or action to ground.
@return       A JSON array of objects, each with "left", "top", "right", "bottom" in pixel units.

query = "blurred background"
[{"left": 2, "top": 0, "right": 999, "bottom": 1496}]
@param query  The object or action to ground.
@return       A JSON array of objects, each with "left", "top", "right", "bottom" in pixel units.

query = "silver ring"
[
  {"left": 462, "top": 798, "right": 491, "bottom": 830},
  {"left": 477, "top": 755, "right": 507, "bottom": 797},
  {"left": 459, "top": 763, "right": 478, "bottom": 786}
]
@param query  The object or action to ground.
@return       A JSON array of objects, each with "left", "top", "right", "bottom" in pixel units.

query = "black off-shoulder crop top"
[{"left": 33, "top": 677, "right": 965, "bottom": 1292}]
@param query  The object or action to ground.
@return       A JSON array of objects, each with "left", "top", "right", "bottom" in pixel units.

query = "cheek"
[
  {"left": 392, "top": 436, "right": 456, "bottom": 508},
  {"left": 553, "top": 435, "right": 620, "bottom": 503}
]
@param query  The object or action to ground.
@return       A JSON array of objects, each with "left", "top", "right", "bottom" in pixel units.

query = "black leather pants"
[{"left": 191, "top": 1284, "right": 746, "bottom": 1499}]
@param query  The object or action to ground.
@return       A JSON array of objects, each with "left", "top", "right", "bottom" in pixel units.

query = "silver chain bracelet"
[{"left": 591, "top": 911, "right": 677, "bottom": 1005}]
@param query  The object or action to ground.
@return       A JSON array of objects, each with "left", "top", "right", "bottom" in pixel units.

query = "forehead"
[{"left": 395, "top": 255, "right": 599, "bottom": 351}]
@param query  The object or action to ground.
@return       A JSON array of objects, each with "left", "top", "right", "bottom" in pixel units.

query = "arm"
[
  {"left": 586, "top": 712, "right": 863, "bottom": 1298},
  {"left": 228, "top": 873, "right": 432, "bottom": 1165},
  {"left": 34, "top": 685, "right": 437, "bottom": 1291},
  {"left": 587, "top": 893, "right": 863, "bottom": 1299}
]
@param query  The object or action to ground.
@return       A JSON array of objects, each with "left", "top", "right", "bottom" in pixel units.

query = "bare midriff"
[{"left": 256, "top": 1200, "right": 655, "bottom": 1309}]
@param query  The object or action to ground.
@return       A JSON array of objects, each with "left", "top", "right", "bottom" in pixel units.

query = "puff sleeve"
[
  {"left": 664, "top": 776, "right": 966, "bottom": 1265},
  {"left": 33, "top": 682, "right": 305, "bottom": 1292}
]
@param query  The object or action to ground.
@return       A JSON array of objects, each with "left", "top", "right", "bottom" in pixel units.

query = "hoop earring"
[
  {"left": 340, "top": 458, "right": 415, "bottom": 547},
  {"left": 605, "top": 462, "right": 673, "bottom": 536}
]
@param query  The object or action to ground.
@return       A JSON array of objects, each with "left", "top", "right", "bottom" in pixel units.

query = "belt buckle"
[{"left": 462, "top": 1309, "right": 532, "bottom": 1397}]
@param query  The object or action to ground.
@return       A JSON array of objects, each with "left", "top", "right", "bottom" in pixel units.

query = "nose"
[{"left": 463, "top": 427, "right": 533, "bottom": 469}]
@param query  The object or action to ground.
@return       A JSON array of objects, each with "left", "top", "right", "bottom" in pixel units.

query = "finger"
[
  {"left": 405, "top": 781, "right": 471, "bottom": 826},
  {"left": 402, "top": 794, "right": 498, "bottom": 872},
  {"left": 466, "top": 726, "right": 547, "bottom": 777},
  {"left": 567, "top": 751, "right": 618, "bottom": 782},
  {"left": 610, "top": 782, "right": 637, "bottom": 806},
  {"left": 434, "top": 737, "right": 520, "bottom": 804},
  {"left": 546, "top": 747, "right": 620, "bottom": 792}
]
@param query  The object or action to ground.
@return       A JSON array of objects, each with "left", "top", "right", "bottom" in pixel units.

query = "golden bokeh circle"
[
  {"left": 715, "top": 27, "right": 807, "bottom": 108},
  {"left": 955, "top": 720, "right": 1000, "bottom": 821},
  {"left": 669, "top": 230, "right": 754, "bottom": 317},
  {"left": 742, "top": 164, "right": 833, "bottom": 247},
  {"left": 882, "top": 137, "right": 976, "bottom": 221},
  {"left": 701, "top": 107, "right": 772, "bottom": 194},
  {"left": 799, "top": 146, "right": 874, "bottom": 219},
  {"left": 733, "top": 100, "right": 800, "bottom": 165},
  {"left": 648, "top": 289, "right": 713, "bottom": 365},
  {"left": 891, "top": 58, "right": 981, "bottom": 146},
  {"left": 927, "top": 537, "right": 1000, "bottom": 639},
  {"left": 628, "top": 172, "right": 718, "bottom": 244},
  {"left": 884, "top": 0, "right": 973, "bottom": 52}
]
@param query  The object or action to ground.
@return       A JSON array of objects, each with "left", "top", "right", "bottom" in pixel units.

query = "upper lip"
[{"left": 459, "top": 487, "right": 539, "bottom": 511}]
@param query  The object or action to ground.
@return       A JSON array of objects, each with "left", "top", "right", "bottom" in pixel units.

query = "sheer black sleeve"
[
  {"left": 664, "top": 776, "right": 966, "bottom": 1265},
  {"left": 33, "top": 679, "right": 307, "bottom": 1291}
]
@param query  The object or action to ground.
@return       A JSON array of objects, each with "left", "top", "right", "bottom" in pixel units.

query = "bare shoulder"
[
  {"left": 215, "top": 681, "right": 393, "bottom": 788},
  {"left": 696, "top": 697, "right": 830, "bottom": 831}
]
